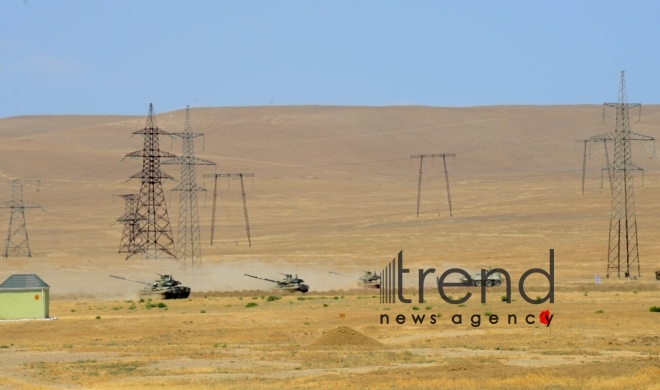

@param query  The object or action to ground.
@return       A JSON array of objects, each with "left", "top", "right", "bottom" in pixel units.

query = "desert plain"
[{"left": 0, "top": 105, "right": 659, "bottom": 388}]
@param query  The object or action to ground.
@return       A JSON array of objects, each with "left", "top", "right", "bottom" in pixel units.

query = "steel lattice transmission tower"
[
  {"left": 116, "top": 194, "right": 144, "bottom": 256},
  {"left": 589, "top": 71, "right": 654, "bottom": 278},
  {"left": 162, "top": 106, "right": 215, "bottom": 269},
  {"left": 125, "top": 104, "right": 178, "bottom": 260},
  {"left": 0, "top": 180, "right": 43, "bottom": 257}
]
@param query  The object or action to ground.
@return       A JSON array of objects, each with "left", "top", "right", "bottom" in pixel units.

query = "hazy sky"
[{"left": 1, "top": 1, "right": 660, "bottom": 117}]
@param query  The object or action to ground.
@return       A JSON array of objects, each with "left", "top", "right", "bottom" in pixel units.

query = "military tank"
[
  {"left": 460, "top": 268, "right": 504, "bottom": 287},
  {"left": 110, "top": 274, "right": 191, "bottom": 299},
  {"left": 329, "top": 271, "right": 381, "bottom": 288},
  {"left": 244, "top": 273, "right": 309, "bottom": 293}
]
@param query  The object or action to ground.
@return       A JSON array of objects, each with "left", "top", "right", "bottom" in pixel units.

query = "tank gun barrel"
[
  {"left": 244, "top": 274, "right": 278, "bottom": 283},
  {"left": 329, "top": 271, "right": 356, "bottom": 279},
  {"left": 109, "top": 275, "right": 151, "bottom": 286}
]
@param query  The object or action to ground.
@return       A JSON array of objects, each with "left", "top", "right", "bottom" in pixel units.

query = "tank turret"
[
  {"left": 244, "top": 273, "right": 309, "bottom": 293},
  {"left": 459, "top": 268, "right": 503, "bottom": 287},
  {"left": 110, "top": 274, "right": 191, "bottom": 299},
  {"left": 329, "top": 270, "right": 381, "bottom": 289}
]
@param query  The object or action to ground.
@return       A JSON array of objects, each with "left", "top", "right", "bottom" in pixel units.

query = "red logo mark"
[{"left": 539, "top": 309, "right": 552, "bottom": 327}]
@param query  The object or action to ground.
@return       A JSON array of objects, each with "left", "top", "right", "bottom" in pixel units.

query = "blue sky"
[{"left": 1, "top": 1, "right": 660, "bottom": 117}]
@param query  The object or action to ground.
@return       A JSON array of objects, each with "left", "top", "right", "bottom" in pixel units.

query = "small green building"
[{"left": 0, "top": 274, "right": 50, "bottom": 320}]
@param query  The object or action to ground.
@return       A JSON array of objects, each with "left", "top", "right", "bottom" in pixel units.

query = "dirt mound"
[{"left": 310, "top": 326, "right": 381, "bottom": 347}]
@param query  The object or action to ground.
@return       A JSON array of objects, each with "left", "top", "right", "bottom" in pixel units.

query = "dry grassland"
[{"left": 1, "top": 288, "right": 660, "bottom": 389}]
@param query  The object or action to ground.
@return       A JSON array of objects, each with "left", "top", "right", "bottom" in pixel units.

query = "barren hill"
[{"left": 1, "top": 105, "right": 659, "bottom": 295}]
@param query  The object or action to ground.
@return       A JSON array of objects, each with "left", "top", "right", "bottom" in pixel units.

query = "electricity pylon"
[
  {"left": 0, "top": 180, "right": 43, "bottom": 257},
  {"left": 203, "top": 173, "right": 254, "bottom": 247},
  {"left": 125, "top": 103, "right": 177, "bottom": 260},
  {"left": 589, "top": 71, "right": 655, "bottom": 278},
  {"left": 162, "top": 106, "right": 215, "bottom": 269},
  {"left": 410, "top": 154, "right": 455, "bottom": 217},
  {"left": 116, "top": 194, "right": 144, "bottom": 256}
]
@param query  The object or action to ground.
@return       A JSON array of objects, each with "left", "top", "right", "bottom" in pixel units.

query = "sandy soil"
[{"left": 0, "top": 290, "right": 659, "bottom": 389}]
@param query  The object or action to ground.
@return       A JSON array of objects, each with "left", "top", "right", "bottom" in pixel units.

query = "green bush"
[
  {"left": 649, "top": 306, "right": 660, "bottom": 312},
  {"left": 157, "top": 302, "right": 167, "bottom": 308},
  {"left": 266, "top": 296, "right": 280, "bottom": 302},
  {"left": 245, "top": 302, "right": 258, "bottom": 308},
  {"left": 412, "top": 306, "right": 420, "bottom": 310}
]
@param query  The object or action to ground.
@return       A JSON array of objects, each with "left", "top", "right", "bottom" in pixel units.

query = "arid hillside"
[{"left": 0, "top": 105, "right": 659, "bottom": 294}]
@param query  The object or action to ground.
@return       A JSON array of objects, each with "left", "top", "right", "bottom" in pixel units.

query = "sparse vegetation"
[
  {"left": 595, "top": 310, "right": 604, "bottom": 314},
  {"left": 245, "top": 302, "right": 258, "bottom": 308},
  {"left": 95, "top": 316, "right": 100, "bottom": 320},
  {"left": 412, "top": 306, "right": 420, "bottom": 310},
  {"left": 200, "top": 310, "right": 206, "bottom": 314},
  {"left": 267, "top": 296, "right": 280, "bottom": 302},
  {"left": 145, "top": 302, "right": 166, "bottom": 309},
  {"left": 425, "top": 306, "right": 432, "bottom": 310}
]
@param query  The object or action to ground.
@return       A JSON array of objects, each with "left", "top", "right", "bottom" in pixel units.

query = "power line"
[
  {"left": 589, "top": 71, "right": 655, "bottom": 278},
  {"left": 0, "top": 180, "right": 44, "bottom": 257},
  {"left": 410, "top": 154, "right": 455, "bottom": 217},
  {"left": 203, "top": 173, "right": 254, "bottom": 247},
  {"left": 115, "top": 194, "right": 144, "bottom": 256},
  {"left": 162, "top": 106, "right": 215, "bottom": 269},
  {"left": 124, "top": 103, "right": 177, "bottom": 260}
]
